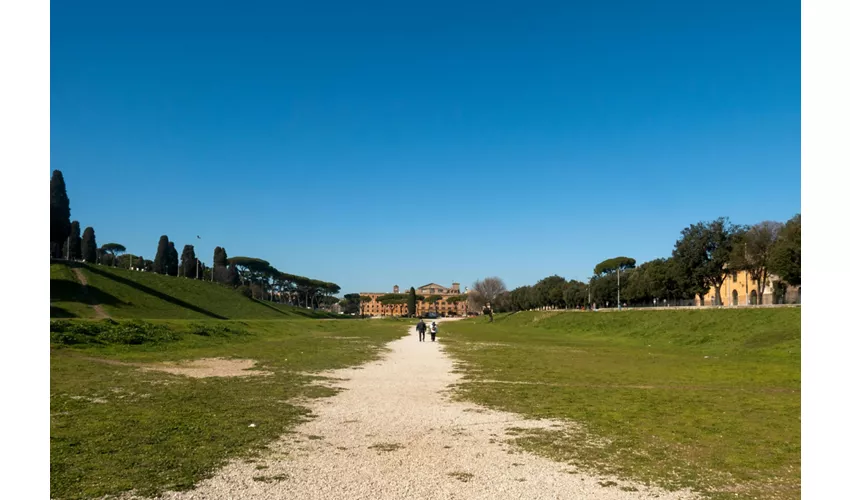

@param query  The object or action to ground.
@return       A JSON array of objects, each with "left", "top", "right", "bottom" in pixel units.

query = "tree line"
[
  {"left": 467, "top": 215, "right": 802, "bottom": 314},
  {"left": 50, "top": 170, "right": 341, "bottom": 310}
]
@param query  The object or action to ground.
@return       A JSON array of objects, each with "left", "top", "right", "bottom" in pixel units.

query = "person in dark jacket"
[{"left": 416, "top": 319, "right": 427, "bottom": 342}]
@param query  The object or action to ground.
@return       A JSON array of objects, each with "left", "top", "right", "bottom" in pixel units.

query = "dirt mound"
[{"left": 140, "top": 358, "right": 271, "bottom": 378}]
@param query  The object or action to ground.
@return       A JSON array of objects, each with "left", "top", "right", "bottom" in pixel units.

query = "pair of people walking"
[{"left": 416, "top": 319, "right": 437, "bottom": 342}]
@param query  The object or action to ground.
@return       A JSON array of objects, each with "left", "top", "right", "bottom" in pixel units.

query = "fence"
[{"left": 522, "top": 299, "right": 801, "bottom": 313}]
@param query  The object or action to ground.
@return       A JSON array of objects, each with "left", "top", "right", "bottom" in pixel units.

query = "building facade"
[
  {"left": 695, "top": 270, "right": 800, "bottom": 306},
  {"left": 360, "top": 282, "right": 469, "bottom": 317}
]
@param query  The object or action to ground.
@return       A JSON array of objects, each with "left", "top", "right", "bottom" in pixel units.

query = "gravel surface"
[
  {"left": 153, "top": 321, "right": 699, "bottom": 499},
  {"left": 139, "top": 358, "right": 272, "bottom": 378},
  {"left": 71, "top": 267, "right": 109, "bottom": 318}
]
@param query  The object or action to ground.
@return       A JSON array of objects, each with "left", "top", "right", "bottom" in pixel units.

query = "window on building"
[{"left": 733, "top": 272, "right": 738, "bottom": 283}]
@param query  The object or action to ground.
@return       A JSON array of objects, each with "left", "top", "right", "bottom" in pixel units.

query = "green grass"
[
  {"left": 50, "top": 264, "right": 100, "bottom": 318},
  {"left": 50, "top": 262, "right": 341, "bottom": 320},
  {"left": 439, "top": 308, "right": 800, "bottom": 500},
  {"left": 50, "top": 318, "right": 407, "bottom": 499}
]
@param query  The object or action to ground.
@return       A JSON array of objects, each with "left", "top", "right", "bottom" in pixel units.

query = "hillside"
[{"left": 50, "top": 262, "right": 339, "bottom": 320}]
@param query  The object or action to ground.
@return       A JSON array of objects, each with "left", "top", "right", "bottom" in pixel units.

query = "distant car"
[{"left": 424, "top": 312, "right": 438, "bottom": 319}]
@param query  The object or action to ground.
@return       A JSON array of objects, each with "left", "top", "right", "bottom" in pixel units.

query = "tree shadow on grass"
[
  {"left": 50, "top": 305, "right": 76, "bottom": 318},
  {"left": 51, "top": 279, "right": 125, "bottom": 307},
  {"left": 51, "top": 278, "right": 88, "bottom": 303},
  {"left": 82, "top": 264, "right": 227, "bottom": 320},
  {"left": 249, "top": 298, "right": 323, "bottom": 318}
]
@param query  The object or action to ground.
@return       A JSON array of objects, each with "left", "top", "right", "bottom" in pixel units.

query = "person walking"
[
  {"left": 429, "top": 321, "right": 438, "bottom": 342},
  {"left": 416, "top": 318, "right": 426, "bottom": 342}
]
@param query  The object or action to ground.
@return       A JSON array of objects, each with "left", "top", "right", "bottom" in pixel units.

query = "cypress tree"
[
  {"left": 153, "top": 235, "right": 169, "bottom": 274},
  {"left": 81, "top": 227, "right": 97, "bottom": 263},
  {"left": 408, "top": 287, "right": 417, "bottom": 317},
  {"left": 180, "top": 245, "right": 197, "bottom": 278},
  {"left": 50, "top": 170, "right": 72, "bottom": 257},
  {"left": 213, "top": 246, "right": 228, "bottom": 282},
  {"left": 213, "top": 246, "right": 228, "bottom": 266},
  {"left": 167, "top": 242, "right": 179, "bottom": 276},
  {"left": 225, "top": 264, "right": 240, "bottom": 287},
  {"left": 65, "top": 221, "right": 82, "bottom": 260}
]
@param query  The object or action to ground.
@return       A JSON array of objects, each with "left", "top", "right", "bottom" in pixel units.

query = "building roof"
[
  {"left": 361, "top": 283, "right": 461, "bottom": 295},
  {"left": 417, "top": 283, "right": 449, "bottom": 290}
]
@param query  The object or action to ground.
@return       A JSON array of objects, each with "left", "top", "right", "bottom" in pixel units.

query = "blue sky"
[{"left": 51, "top": 0, "right": 800, "bottom": 295}]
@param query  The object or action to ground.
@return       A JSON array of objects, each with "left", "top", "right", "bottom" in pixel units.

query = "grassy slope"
[
  {"left": 50, "top": 262, "right": 338, "bottom": 320},
  {"left": 440, "top": 308, "right": 800, "bottom": 500},
  {"left": 50, "top": 264, "right": 98, "bottom": 318},
  {"left": 50, "top": 318, "right": 409, "bottom": 499}
]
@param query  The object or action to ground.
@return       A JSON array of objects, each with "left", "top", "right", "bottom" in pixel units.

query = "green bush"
[
  {"left": 50, "top": 319, "right": 180, "bottom": 346},
  {"left": 187, "top": 323, "right": 248, "bottom": 337}
]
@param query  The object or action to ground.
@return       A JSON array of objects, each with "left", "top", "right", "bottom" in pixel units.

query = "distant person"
[
  {"left": 416, "top": 318, "right": 426, "bottom": 342},
  {"left": 430, "top": 321, "right": 438, "bottom": 342}
]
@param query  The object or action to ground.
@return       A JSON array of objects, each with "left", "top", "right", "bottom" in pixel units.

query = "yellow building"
[
  {"left": 360, "top": 283, "right": 469, "bottom": 317},
  {"left": 696, "top": 270, "right": 799, "bottom": 306}
]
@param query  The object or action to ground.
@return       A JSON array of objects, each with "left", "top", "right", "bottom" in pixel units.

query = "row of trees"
[
  {"left": 50, "top": 170, "right": 342, "bottom": 310},
  {"left": 338, "top": 294, "right": 370, "bottom": 315},
  {"left": 210, "top": 252, "right": 341, "bottom": 308},
  {"left": 50, "top": 171, "right": 124, "bottom": 267},
  {"left": 671, "top": 215, "right": 801, "bottom": 305},
  {"left": 469, "top": 214, "right": 802, "bottom": 315}
]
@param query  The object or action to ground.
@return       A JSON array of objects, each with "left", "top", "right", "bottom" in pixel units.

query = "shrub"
[
  {"left": 188, "top": 323, "right": 248, "bottom": 337},
  {"left": 237, "top": 285, "right": 253, "bottom": 298},
  {"left": 50, "top": 319, "right": 179, "bottom": 346}
]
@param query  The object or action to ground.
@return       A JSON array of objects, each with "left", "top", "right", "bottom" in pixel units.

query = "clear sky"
[{"left": 51, "top": 0, "right": 800, "bottom": 295}]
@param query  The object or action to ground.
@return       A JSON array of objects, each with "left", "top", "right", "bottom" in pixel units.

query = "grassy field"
[
  {"left": 50, "top": 317, "right": 409, "bottom": 499},
  {"left": 439, "top": 308, "right": 800, "bottom": 500},
  {"left": 50, "top": 262, "right": 339, "bottom": 320}
]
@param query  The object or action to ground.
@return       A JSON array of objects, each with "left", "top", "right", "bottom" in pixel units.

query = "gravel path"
[
  {"left": 156, "top": 321, "right": 698, "bottom": 500},
  {"left": 71, "top": 267, "right": 110, "bottom": 319}
]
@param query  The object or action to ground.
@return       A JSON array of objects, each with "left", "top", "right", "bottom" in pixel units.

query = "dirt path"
[
  {"left": 155, "top": 320, "right": 698, "bottom": 500},
  {"left": 70, "top": 267, "right": 110, "bottom": 319}
]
